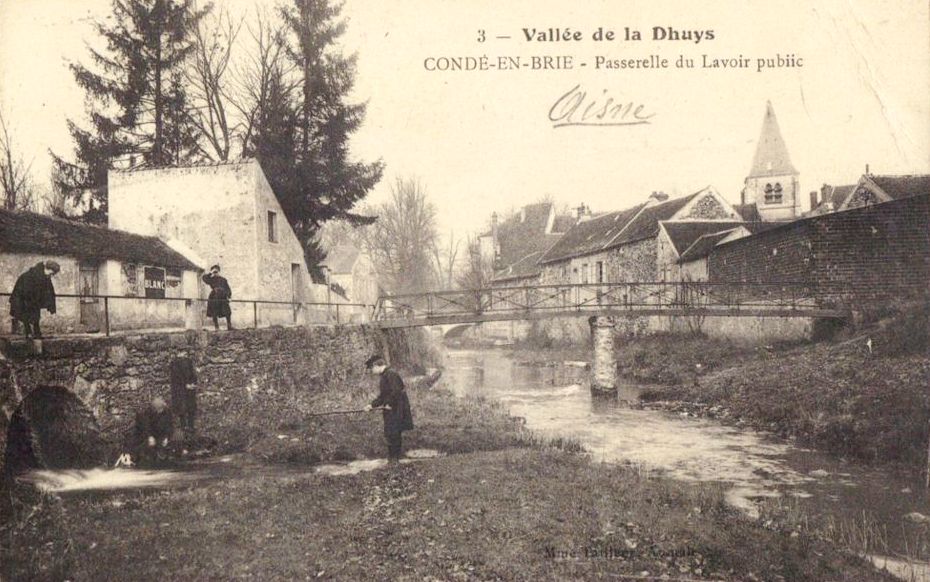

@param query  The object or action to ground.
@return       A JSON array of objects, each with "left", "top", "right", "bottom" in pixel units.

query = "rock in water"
[{"left": 3, "top": 385, "right": 105, "bottom": 476}]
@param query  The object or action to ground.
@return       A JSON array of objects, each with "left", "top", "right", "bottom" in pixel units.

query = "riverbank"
[
  {"left": 1, "top": 371, "right": 892, "bottom": 580},
  {"left": 636, "top": 306, "right": 930, "bottom": 471}
]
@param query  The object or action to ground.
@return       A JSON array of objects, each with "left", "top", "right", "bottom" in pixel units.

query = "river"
[{"left": 439, "top": 348, "right": 930, "bottom": 581}]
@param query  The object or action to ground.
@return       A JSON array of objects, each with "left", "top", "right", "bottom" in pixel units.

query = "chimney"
[
  {"left": 575, "top": 203, "right": 590, "bottom": 219},
  {"left": 740, "top": 187, "right": 746, "bottom": 206},
  {"left": 809, "top": 190, "right": 819, "bottom": 210},
  {"left": 491, "top": 212, "right": 499, "bottom": 238},
  {"left": 520, "top": 207, "right": 526, "bottom": 223},
  {"left": 865, "top": 163, "right": 870, "bottom": 175}
]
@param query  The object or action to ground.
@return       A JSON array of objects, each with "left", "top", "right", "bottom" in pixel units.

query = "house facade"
[
  {"left": 320, "top": 244, "right": 379, "bottom": 306},
  {"left": 108, "top": 159, "right": 310, "bottom": 325},
  {"left": 1, "top": 209, "right": 201, "bottom": 334}
]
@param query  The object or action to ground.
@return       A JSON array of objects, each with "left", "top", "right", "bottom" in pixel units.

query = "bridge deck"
[{"left": 372, "top": 282, "right": 848, "bottom": 329}]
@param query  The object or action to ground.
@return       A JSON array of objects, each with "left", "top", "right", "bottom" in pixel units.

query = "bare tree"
[
  {"left": 359, "top": 177, "right": 440, "bottom": 294},
  {"left": 186, "top": 5, "right": 244, "bottom": 161},
  {"left": 456, "top": 235, "right": 495, "bottom": 290},
  {"left": 431, "top": 231, "right": 461, "bottom": 290},
  {"left": 0, "top": 109, "right": 37, "bottom": 211},
  {"left": 232, "top": 9, "right": 299, "bottom": 155}
]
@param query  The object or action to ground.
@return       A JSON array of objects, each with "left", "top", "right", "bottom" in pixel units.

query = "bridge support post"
[{"left": 589, "top": 316, "right": 617, "bottom": 397}]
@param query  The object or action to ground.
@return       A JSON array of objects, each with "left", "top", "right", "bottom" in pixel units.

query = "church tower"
[{"left": 742, "top": 101, "right": 800, "bottom": 221}]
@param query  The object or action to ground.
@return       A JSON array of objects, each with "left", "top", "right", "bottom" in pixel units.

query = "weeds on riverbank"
[{"left": 640, "top": 305, "right": 930, "bottom": 470}]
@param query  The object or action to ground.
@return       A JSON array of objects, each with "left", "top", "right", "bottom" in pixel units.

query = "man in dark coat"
[
  {"left": 202, "top": 264, "right": 232, "bottom": 330},
  {"left": 133, "top": 397, "right": 174, "bottom": 467},
  {"left": 9, "top": 260, "right": 60, "bottom": 338},
  {"left": 364, "top": 355, "right": 414, "bottom": 462},
  {"left": 169, "top": 351, "right": 199, "bottom": 437}
]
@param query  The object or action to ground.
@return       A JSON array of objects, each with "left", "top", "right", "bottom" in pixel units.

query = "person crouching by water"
[
  {"left": 9, "top": 260, "right": 60, "bottom": 338},
  {"left": 133, "top": 397, "right": 174, "bottom": 467},
  {"left": 202, "top": 264, "right": 232, "bottom": 331},
  {"left": 364, "top": 355, "right": 414, "bottom": 463}
]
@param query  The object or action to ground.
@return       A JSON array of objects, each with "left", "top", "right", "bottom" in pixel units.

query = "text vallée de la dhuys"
[{"left": 422, "top": 26, "right": 804, "bottom": 74}]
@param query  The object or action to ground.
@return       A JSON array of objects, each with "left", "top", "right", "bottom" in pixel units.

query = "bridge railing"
[
  {"left": 372, "top": 281, "right": 821, "bottom": 322},
  {"left": 0, "top": 292, "right": 375, "bottom": 337}
]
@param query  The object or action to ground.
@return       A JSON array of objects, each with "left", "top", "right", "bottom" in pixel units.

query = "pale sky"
[{"left": 1, "top": 0, "right": 928, "bottom": 237}]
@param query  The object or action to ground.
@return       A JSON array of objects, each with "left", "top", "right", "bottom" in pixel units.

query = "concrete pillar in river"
[{"left": 589, "top": 316, "right": 617, "bottom": 397}]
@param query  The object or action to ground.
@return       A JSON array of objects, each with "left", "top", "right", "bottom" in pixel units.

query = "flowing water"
[{"left": 440, "top": 348, "right": 930, "bottom": 581}]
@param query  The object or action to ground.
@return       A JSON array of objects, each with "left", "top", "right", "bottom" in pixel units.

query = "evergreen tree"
[
  {"left": 261, "top": 0, "right": 382, "bottom": 273},
  {"left": 51, "top": 0, "right": 209, "bottom": 223}
]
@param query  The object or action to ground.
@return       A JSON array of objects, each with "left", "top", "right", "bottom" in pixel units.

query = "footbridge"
[
  {"left": 372, "top": 281, "right": 848, "bottom": 329},
  {"left": 373, "top": 281, "right": 849, "bottom": 397}
]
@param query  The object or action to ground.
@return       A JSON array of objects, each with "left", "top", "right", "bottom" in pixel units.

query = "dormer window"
[{"left": 764, "top": 182, "right": 783, "bottom": 205}]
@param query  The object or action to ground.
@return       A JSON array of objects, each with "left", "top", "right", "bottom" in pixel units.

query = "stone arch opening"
[{"left": 3, "top": 386, "right": 105, "bottom": 476}]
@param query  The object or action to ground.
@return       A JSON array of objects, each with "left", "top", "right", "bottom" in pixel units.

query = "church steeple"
[{"left": 743, "top": 101, "right": 800, "bottom": 220}]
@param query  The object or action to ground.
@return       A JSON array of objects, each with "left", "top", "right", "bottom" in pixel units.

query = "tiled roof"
[
  {"left": 0, "top": 209, "right": 200, "bottom": 270},
  {"left": 829, "top": 185, "right": 856, "bottom": 207},
  {"left": 678, "top": 230, "right": 736, "bottom": 263},
  {"left": 321, "top": 244, "right": 361, "bottom": 274},
  {"left": 551, "top": 214, "right": 577, "bottom": 233},
  {"left": 747, "top": 101, "right": 798, "bottom": 178},
  {"left": 493, "top": 250, "right": 546, "bottom": 283},
  {"left": 869, "top": 175, "right": 930, "bottom": 201},
  {"left": 540, "top": 204, "right": 646, "bottom": 264},
  {"left": 607, "top": 192, "right": 702, "bottom": 248},
  {"left": 734, "top": 202, "right": 762, "bottom": 222},
  {"left": 495, "top": 203, "right": 573, "bottom": 271},
  {"left": 662, "top": 221, "right": 748, "bottom": 255}
]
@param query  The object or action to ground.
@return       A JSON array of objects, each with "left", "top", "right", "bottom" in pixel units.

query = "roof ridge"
[{"left": 111, "top": 157, "right": 255, "bottom": 174}]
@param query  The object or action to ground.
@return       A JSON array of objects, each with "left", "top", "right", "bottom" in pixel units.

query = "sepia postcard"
[{"left": 0, "top": 1, "right": 928, "bottom": 580}]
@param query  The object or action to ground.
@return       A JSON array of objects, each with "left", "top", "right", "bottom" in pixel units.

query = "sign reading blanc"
[{"left": 143, "top": 267, "right": 166, "bottom": 299}]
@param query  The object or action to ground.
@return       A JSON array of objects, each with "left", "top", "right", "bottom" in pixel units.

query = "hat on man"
[
  {"left": 44, "top": 260, "right": 61, "bottom": 274},
  {"left": 209, "top": 264, "right": 221, "bottom": 272},
  {"left": 365, "top": 354, "right": 386, "bottom": 369}
]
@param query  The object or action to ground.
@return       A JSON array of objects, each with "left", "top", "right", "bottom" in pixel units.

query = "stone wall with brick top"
[{"left": 0, "top": 325, "right": 396, "bottom": 467}]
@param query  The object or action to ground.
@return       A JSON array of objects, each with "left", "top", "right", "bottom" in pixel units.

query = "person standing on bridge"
[
  {"left": 9, "top": 260, "right": 59, "bottom": 338},
  {"left": 364, "top": 355, "right": 414, "bottom": 462},
  {"left": 202, "top": 264, "right": 233, "bottom": 331}
]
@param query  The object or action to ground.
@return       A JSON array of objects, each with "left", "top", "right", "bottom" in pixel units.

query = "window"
[
  {"left": 581, "top": 264, "right": 589, "bottom": 284},
  {"left": 596, "top": 261, "right": 604, "bottom": 283},
  {"left": 764, "top": 182, "right": 783, "bottom": 205},
  {"left": 267, "top": 210, "right": 278, "bottom": 243}
]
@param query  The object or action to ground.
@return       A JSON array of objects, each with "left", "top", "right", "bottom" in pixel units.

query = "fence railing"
[
  {"left": 373, "top": 281, "right": 825, "bottom": 322},
  {"left": 0, "top": 292, "right": 374, "bottom": 337}
]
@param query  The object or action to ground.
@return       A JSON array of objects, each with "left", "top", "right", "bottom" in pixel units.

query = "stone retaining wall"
[{"left": 0, "top": 325, "right": 388, "bottom": 466}]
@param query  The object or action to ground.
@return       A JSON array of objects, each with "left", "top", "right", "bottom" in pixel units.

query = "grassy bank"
[
  {"left": 2, "top": 370, "right": 897, "bottom": 581},
  {"left": 638, "top": 306, "right": 930, "bottom": 470}
]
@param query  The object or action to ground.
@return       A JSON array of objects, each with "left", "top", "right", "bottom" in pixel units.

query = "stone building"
[
  {"left": 537, "top": 187, "right": 745, "bottom": 286},
  {"left": 481, "top": 201, "right": 577, "bottom": 287},
  {"left": 320, "top": 244, "right": 379, "bottom": 306},
  {"left": 0, "top": 208, "right": 201, "bottom": 334},
  {"left": 707, "top": 192, "right": 930, "bottom": 304},
  {"left": 108, "top": 159, "right": 310, "bottom": 325},
  {"left": 739, "top": 101, "right": 801, "bottom": 221}
]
